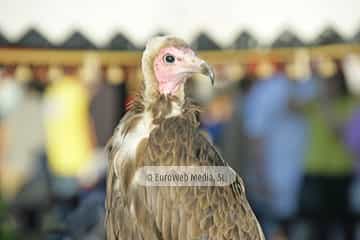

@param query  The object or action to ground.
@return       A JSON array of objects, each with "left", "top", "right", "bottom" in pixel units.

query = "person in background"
[
  {"left": 43, "top": 63, "right": 95, "bottom": 220},
  {"left": 223, "top": 63, "right": 272, "bottom": 236},
  {"left": 77, "top": 54, "right": 107, "bottom": 192},
  {"left": 342, "top": 54, "right": 360, "bottom": 232},
  {"left": 300, "top": 56, "right": 356, "bottom": 240},
  {"left": 90, "top": 65, "right": 126, "bottom": 148},
  {"left": 107, "top": 65, "right": 128, "bottom": 123},
  {"left": 221, "top": 63, "right": 250, "bottom": 174},
  {"left": 242, "top": 60, "right": 275, "bottom": 238},
  {"left": 243, "top": 54, "right": 315, "bottom": 239},
  {"left": 343, "top": 55, "right": 360, "bottom": 175},
  {"left": 0, "top": 65, "right": 45, "bottom": 200},
  {"left": 59, "top": 59, "right": 129, "bottom": 240},
  {"left": 345, "top": 107, "right": 360, "bottom": 220},
  {"left": 0, "top": 65, "right": 46, "bottom": 236}
]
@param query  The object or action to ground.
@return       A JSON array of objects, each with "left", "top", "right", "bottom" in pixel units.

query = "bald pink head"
[{"left": 153, "top": 46, "right": 214, "bottom": 95}]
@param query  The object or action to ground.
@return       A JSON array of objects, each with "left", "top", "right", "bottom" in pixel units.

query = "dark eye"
[{"left": 164, "top": 54, "right": 175, "bottom": 64}]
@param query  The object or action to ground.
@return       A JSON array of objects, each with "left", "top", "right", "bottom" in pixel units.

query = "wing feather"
[
  {"left": 106, "top": 98, "right": 264, "bottom": 240},
  {"left": 140, "top": 112, "right": 265, "bottom": 240}
]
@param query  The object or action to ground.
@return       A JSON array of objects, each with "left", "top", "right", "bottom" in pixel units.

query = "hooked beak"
[
  {"left": 181, "top": 55, "right": 215, "bottom": 86},
  {"left": 200, "top": 62, "right": 215, "bottom": 86}
]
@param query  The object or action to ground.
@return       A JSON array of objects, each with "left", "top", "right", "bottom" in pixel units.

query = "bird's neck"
[
  {"left": 142, "top": 94, "right": 183, "bottom": 123},
  {"left": 143, "top": 74, "right": 185, "bottom": 108}
]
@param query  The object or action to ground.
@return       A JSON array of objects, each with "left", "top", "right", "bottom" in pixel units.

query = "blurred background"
[{"left": 0, "top": 0, "right": 360, "bottom": 239}]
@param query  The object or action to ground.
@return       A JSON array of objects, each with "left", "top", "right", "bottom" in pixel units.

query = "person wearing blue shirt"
[{"left": 243, "top": 59, "right": 316, "bottom": 238}]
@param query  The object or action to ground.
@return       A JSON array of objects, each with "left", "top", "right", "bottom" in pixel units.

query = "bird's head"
[{"left": 142, "top": 36, "right": 214, "bottom": 101}]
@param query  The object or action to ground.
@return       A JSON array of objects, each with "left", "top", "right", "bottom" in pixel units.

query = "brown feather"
[
  {"left": 106, "top": 36, "right": 264, "bottom": 240},
  {"left": 106, "top": 95, "right": 265, "bottom": 239}
]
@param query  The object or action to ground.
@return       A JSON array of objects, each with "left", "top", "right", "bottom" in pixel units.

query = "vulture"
[{"left": 106, "top": 36, "right": 265, "bottom": 240}]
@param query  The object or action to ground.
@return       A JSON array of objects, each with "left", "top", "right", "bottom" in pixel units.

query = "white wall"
[{"left": 1, "top": 0, "right": 359, "bottom": 46}]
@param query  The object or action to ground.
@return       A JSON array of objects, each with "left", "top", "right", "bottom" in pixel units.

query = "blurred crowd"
[
  {"left": 0, "top": 50, "right": 359, "bottom": 240},
  {"left": 0, "top": 54, "right": 127, "bottom": 240},
  {"left": 194, "top": 51, "right": 360, "bottom": 240}
]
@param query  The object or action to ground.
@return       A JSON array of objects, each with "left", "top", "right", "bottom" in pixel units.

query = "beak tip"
[
  {"left": 200, "top": 62, "right": 215, "bottom": 86},
  {"left": 210, "top": 72, "right": 215, "bottom": 86}
]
